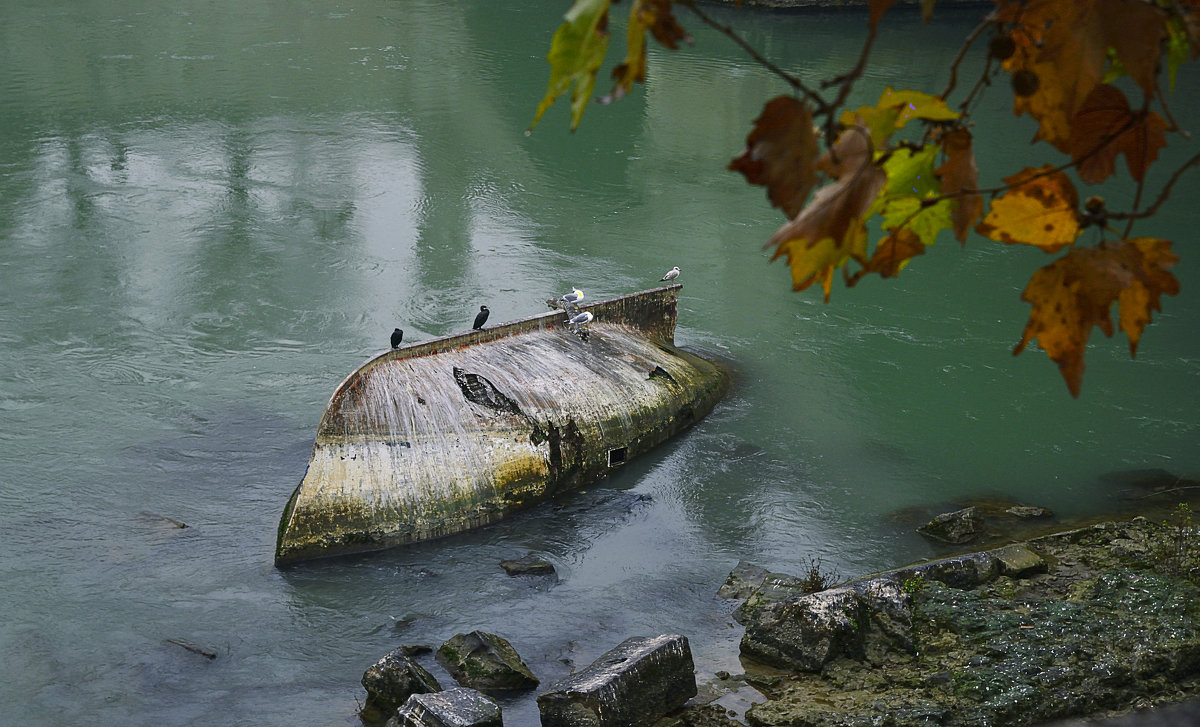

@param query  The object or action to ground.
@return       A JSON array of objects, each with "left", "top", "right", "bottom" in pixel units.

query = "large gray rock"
[
  {"left": 740, "top": 578, "right": 917, "bottom": 672},
  {"left": 740, "top": 586, "right": 868, "bottom": 672},
  {"left": 716, "top": 560, "right": 771, "bottom": 599},
  {"left": 899, "top": 551, "right": 1000, "bottom": 589},
  {"left": 389, "top": 687, "right": 501, "bottom": 727},
  {"left": 918, "top": 506, "right": 986, "bottom": 544},
  {"left": 538, "top": 633, "right": 697, "bottom": 726},
  {"left": 361, "top": 647, "right": 442, "bottom": 718},
  {"left": 435, "top": 631, "right": 539, "bottom": 692}
]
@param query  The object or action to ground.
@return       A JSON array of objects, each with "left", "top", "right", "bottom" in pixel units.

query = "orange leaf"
[
  {"left": 729, "top": 96, "right": 818, "bottom": 219},
  {"left": 996, "top": 0, "right": 1167, "bottom": 152},
  {"left": 975, "top": 166, "right": 1081, "bottom": 253},
  {"left": 849, "top": 229, "right": 925, "bottom": 285},
  {"left": 934, "top": 128, "right": 983, "bottom": 243},
  {"left": 1014, "top": 238, "right": 1180, "bottom": 397},
  {"left": 1069, "top": 84, "right": 1168, "bottom": 183},
  {"left": 764, "top": 123, "right": 885, "bottom": 300}
]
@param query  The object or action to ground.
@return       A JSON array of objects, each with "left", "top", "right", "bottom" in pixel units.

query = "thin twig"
[
  {"left": 676, "top": 0, "right": 828, "bottom": 112},
  {"left": 941, "top": 14, "right": 994, "bottom": 101},
  {"left": 1108, "top": 150, "right": 1200, "bottom": 222},
  {"left": 1155, "top": 75, "right": 1190, "bottom": 139},
  {"left": 822, "top": 22, "right": 879, "bottom": 142}
]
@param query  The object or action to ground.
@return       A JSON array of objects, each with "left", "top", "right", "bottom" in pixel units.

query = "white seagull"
[
  {"left": 561, "top": 289, "right": 583, "bottom": 305},
  {"left": 569, "top": 311, "right": 593, "bottom": 326},
  {"left": 660, "top": 266, "right": 680, "bottom": 281}
]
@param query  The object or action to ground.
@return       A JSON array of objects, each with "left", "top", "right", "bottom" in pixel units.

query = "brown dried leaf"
[
  {"left": 637, "top": 0, "right": 691, "bottom": 49},
  {"left": 1069, "top": 84, "right": 1168, "bottom": 183},
  {"left": 816, "top": 122, "right": 874, "bottom": 180},
  {"left": 996, "top": 0, "right": 1167, "bottom": 152},
  {"left": 1014, "top": 238, "right": 1180, "bottom": 397},
  {"left": 975, "top": 165, "right": 1081, "bottom": 253},
  {"left": 934, "top": 128, "right": 983, "bottom": 243},
  {"left": 764, "top": 122, "right": 886, "bottom": 300},
  {"left": 729, "top": 96, "right": 819, "bottom": 219},
  {"left": 868, "top": 0, "right": 899, "bottom": 28}
]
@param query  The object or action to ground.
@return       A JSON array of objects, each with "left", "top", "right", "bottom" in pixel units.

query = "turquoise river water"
[{"left": 1, "top": 1, "right": 1198, "bottom": 725}]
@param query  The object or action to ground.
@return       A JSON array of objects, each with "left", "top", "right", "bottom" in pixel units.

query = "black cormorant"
[{"left": 473, "top": 305, "right": 490, "bottom": 330}]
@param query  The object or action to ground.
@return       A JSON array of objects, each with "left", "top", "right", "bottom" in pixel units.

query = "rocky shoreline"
[
  {"left": 670, "top": 508, "right": 1200, "bottom": 726},
  {"left": 355, "top": 474, "right": 1200, "bottom": 726}
]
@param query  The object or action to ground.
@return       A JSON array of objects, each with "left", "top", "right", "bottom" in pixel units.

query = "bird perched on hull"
[
  {"left": 660, "top": 266, "right": 680, "bottom": 281},
  {"left": 473, "top": 305, "right": 490, "bottom": 330},
  {"left": 390, "top": 328, "right": 404, "bottom": 348},
  {"left": 561, "top": 288, "right": 583, "bottom": 306},
  {"left": 569, "top": 311, "right": 593, "bottom": 327}
]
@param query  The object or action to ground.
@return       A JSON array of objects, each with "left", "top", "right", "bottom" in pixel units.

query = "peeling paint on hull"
[{"left": 275, "top": 285, "right": 729, "bottom": 566}]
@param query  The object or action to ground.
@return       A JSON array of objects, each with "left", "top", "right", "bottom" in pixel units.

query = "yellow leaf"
[
  {"left": 839, "top": 87, "right": 959, "bottom": 148},
  {"left": 975, "top": 166, "right": 1081, "bottom": 253}
]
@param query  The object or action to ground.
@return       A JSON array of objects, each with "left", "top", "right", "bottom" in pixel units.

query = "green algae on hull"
[{"left": 275, "top": 285, "right": 729, "bottom": 566}]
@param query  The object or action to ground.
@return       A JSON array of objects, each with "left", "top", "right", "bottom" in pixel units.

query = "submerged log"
[{"left": 275, "top": 285, "right": 729, "bottom": 565}]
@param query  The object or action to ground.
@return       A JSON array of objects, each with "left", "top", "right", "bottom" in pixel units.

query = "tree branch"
[
  {"left": 820, "top": 21, "right": 878, "bottom": 141},
  {"left": 676, "top": 0, "right": 829, "bottom": 114},
  {"left": 941, "top": 14, "right": 994, "bottom": 101},
  {"left": 1108, "top": 150, "right": 1200, "bottom": 223}
]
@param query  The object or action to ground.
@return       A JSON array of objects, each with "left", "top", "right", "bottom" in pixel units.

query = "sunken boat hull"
[{"left": 275, "top": 285, "right": 729, "bottom": 566}]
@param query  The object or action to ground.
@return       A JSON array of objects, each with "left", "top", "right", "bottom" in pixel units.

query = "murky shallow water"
[{"left": 2, "top": 1, "right": 1198, "bottom": 724}]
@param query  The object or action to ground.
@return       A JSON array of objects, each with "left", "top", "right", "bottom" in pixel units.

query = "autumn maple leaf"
[
  {"left": 729, "top": 96, "right": 819, "bottom": 219},
  {"left": 764, "top": 123, "right": 886, "bottom": 300},
  {"left": 1069, "top": 84, "right": 1168, "bottom": 184},
  {"left": 935, "top": 128, "right": 983, "bottom": 243},
  {"left": 607, "top": 0, "right": 691, "bottom": 104},
  {"left": 975, "top": 165, "right": 1081, "bottom": 253},
  {"left": 1014, "top": 238, "right": 1180, "bottom": 397},
  {"left": 849, "top": 229, "right": 925, "bottom": 284},
  {"left": 996, "top": 0, "right": 1168, "bottom": 152}
]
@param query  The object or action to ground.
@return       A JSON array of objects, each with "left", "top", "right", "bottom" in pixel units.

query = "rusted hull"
[{"left": 275, "top": 285, "right": 729, "bottom": 566}]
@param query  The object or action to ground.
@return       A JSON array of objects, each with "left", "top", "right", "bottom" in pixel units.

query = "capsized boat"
[{"left": 274, "top": 284, "right": 729, "bottom": 566}]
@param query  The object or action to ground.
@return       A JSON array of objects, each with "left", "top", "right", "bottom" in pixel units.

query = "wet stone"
[
  {"left": 499, "top": 552, "right": 557, "bottom": 577},
  {"left": 435, "top": 631, "right": 539, "bottom": 692},
  {"left": 361, "top": 647, "right": 442, "bottom": 719},
  {"left": 389, "top": 687, "right": 501, "bottom": 727},
  {"left": 739, "top": 587, "right": 869, "bottom": 672},
  {"left": 538, "top": 634, "right": 697, "bottom": 727},
  {"left": 906, "top": 552, "right": 999, "bottom": 590},
  {"left": 917, "top": 506, "right": 986, "bottom": 544},
  {"left": 994, "top": 544, "right": 1048, "bottom": 578},
  {"left": 717, "top": 560, "right": 770, "bottom": 599}
]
